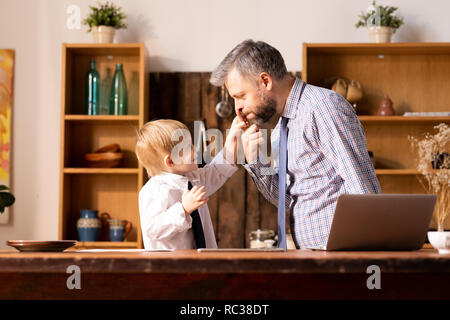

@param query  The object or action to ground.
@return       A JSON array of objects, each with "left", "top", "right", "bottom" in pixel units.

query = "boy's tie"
[
  {"left": 188, "top": 181, "right": 206, "bottom": 249},
  {"left": 278, "top": 116, "right": 288, "bottom": 250}
]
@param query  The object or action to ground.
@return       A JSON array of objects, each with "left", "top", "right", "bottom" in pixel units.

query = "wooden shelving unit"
[
  {"left": 58, "top": 43, "right": 149, "bottom": 248},
  {"left": 303, "top": 42, "right": 450, "bottom": 228}
]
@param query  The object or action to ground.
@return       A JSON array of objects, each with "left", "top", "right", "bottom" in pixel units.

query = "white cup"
[{"left": 427, "top": 231, "right": 450, "bottom": 254}]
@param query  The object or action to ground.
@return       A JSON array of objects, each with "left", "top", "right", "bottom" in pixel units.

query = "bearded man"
[{"left": 210, "top": 39, "right": 381, "bottom": 249}]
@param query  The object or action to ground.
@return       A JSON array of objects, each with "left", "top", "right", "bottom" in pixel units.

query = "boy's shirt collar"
[{"left": 151, "top": 171, "right": 190, "bottom": 190}]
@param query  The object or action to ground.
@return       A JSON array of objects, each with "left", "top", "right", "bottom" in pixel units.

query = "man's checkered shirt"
[{"left": 244, "top": 78, "right": 382, "bottom": 249}]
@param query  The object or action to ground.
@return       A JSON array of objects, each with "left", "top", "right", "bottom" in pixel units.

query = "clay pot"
[
  {"left": 346, "top": 80, "right": 363, "bottom": 104},
  {"left": 377, "top": 95, "right": 395, "bottom": 116},
  {"left": 368, "top": 26, "right": 393, "bottom": 43},
  {"left": 331, "top": 78, "right": 347, "bottom": 98},
  {"left": 92, "top": 26, "right": 116, "bottom": 43}
]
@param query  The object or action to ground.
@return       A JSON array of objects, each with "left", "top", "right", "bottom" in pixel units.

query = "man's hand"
[
  {"left": 223, "top": 116, "right": 247, "bottom": 163},
  {"left": 237, "top": 109, "right": 263, "bottom": 164},
  {"left": 241, "top": 123, "right": 263, "bottom": 164},
  {"left": 182, "top": 185, "right": 208, "bottom": 215}
]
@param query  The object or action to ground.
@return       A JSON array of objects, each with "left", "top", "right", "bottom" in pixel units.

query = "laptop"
[{"left": 307, "top": 194, "right": 436, "bottom": 251}]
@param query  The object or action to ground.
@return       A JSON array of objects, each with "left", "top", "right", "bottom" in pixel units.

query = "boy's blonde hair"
[{"left": 135, "top": 119, "right": 189, "bottom": 176}]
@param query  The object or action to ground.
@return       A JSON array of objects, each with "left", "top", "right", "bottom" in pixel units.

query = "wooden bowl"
[
  {"left": 84, "top": 152, "right": 124, "bottom": 168},
  {"left": 95, "top": 143, "right": 121, "bottom": 153}
]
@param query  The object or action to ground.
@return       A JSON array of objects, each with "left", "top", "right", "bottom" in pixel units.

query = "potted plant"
[
  {"left": 83, "top": 1, "right": 127, "bottom": 43},
  {"left": 410, "top": 123, "right": 450, "bottom": 254},
  {"left": 0, "top": 185, "right": 15, "bottom": 214},
  {"left": 355, "top": 1, "right": 404, "bottom": 43}
]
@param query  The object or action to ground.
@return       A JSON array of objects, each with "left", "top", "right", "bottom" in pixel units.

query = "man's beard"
[{"left": 247, "top": 90, "right": 277, "bottom": 126}]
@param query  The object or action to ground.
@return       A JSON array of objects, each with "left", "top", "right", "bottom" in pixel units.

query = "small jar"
[
  {"left": 368, "top": 151, "right": 376, "bottom": 168},
  {"left": 249, "top": 229, "right": 275, "bottom": 249}
]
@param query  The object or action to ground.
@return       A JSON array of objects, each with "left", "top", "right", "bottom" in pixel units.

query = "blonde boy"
[{"left": 135, "top": 118, "right": 245, "bottom": 249}]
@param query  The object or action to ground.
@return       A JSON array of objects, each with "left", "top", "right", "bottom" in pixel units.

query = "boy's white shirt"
[{"left": 139, "top": 150, "right": 237, "bottom": 249}]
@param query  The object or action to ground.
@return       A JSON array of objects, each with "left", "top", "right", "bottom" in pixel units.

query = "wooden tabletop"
[
  {"left": 1, "top": 249, "right": 450, "bottom": 299},
  {"left": 0, "top": 249, "right": 449, "bottom": 274}
]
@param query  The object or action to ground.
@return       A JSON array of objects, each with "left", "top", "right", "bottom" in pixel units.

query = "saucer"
[{"left": 6, "top": 240, "right": 77, "bottom": 252}]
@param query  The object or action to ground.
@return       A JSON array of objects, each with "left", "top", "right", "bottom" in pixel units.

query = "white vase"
[
  {"left": 427, "top": 231, "right": 450, "bottom": 254},
  {"left": 368, "top": 26, "right": 393, "bottom": 43},
  {"left": 91, "top": 26, "right": 116, "bottom": 43}
]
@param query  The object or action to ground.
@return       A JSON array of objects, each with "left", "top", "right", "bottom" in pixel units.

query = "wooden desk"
[{"left": 0, "top": 249, "right": 449, "bottom": 300}]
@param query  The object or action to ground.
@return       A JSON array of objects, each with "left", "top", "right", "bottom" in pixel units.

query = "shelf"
[
  {"left": 65, "top": 115, "right": 140, "bottom": 123},
  {"left": 359, "top": 116, "right": 450, "bottom": 124},
  {"left": 64, "top": 168, "right": 139, "bottom": 174},
  {"left": 375, "top": 169, "right": 420, "bottom": 175},
  {"left": 72, "top": 241, "right": 139, "bottom": 249},
  {"left": 63, "top": 43, "right": 143, "bottom": 56},
  {"left": 303, "top": 42, "right": 450, "bottom": 56},
  {"left": 375, "top": 169, "right": 445, "bottom": 175}
]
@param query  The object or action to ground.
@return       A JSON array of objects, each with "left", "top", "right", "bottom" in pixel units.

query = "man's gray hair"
[{"left": 210, "top": 39, "right": 288, "bottom": 87}]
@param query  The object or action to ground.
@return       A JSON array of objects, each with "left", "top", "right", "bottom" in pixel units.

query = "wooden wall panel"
[
  {"left": 148, "top": 72, "right": 278, "bottom": 248},
  {"left": 200, "top": 74, "right": 220, "bottom": 236}
]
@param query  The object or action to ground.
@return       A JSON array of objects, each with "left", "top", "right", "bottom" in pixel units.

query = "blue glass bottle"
[
  {"left": 85, "top": 60, "right": 100, "bottom": 115},
  {"left": 110, "top": 64, "right": 128, "bottom": 115}
]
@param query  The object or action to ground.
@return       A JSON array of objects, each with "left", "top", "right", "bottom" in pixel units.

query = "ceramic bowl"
[
  {"left": 84, "top": 152, "right": 124, "bottom": 168},
  {"left": 427, "top": 231, "right": 450, "bottom": 254},
  {"left": 95, "top": 143, "right": 121, "bottom": 153}
]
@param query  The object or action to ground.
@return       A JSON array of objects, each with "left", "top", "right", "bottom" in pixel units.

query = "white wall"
[{"left": 0, "top": 0, "right": 449, "bottom": 248}]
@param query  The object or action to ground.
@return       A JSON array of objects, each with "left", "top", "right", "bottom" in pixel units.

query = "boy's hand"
[
  {"left": 182, "top": 185, "right": 208, "bottom": 215},
  {"left": 228, "top": 116, "right": 248, "bottom": 138}
]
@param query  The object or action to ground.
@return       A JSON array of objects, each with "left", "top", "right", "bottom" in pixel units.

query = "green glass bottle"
[
  {"left": 100, "top": 67, "right": 113, "bottom": 115},
  {"left": 110, "top": 64, "right": 128, "bottom": 115},
  {"left": 85, "top": 60, "right": 100, "bottom": 115}
]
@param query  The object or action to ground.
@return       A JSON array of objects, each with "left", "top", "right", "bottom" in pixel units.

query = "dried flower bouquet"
[{"left": 410, "top": 123, "right": 450, "bottom": 231}]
